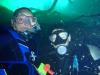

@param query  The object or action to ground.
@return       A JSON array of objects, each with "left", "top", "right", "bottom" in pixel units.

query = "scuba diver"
[
  {"left": 40, "top": 28, "right": 99, "bottom": 75},
  {"left": 0, "top": 7, "right": 41, "bottom": 75},
  {"left": 10, "top": 7, "right": 41, "bottom": 62}
]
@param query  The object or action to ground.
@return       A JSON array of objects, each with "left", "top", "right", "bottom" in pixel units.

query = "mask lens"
[
  {"left": 50, "top": 34, "right": 57, "bottom": 43},
  {"left": 16, "top": 17, "right": 23, "bottom": 24},
  {"left": 23, "top": 16, "right": 32, "bottom": 25},
  {"left": 59, "top": 32, "right": 68, "bottom": 40}
]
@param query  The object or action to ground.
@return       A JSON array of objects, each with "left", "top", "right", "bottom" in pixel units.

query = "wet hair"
[{"left": 12, "top": 7, "right": 33, "bottom": 22}]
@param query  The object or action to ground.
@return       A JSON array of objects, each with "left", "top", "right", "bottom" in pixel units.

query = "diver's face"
[{"left": 13, "top": 11, "right": 37, "bottom": 32}]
